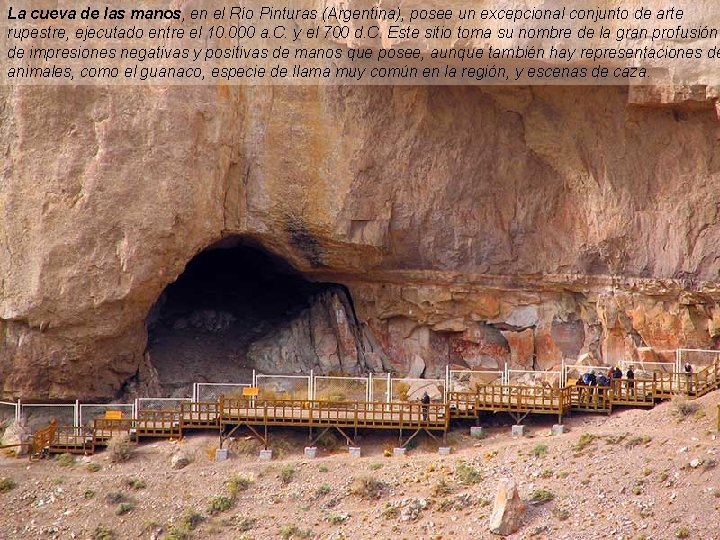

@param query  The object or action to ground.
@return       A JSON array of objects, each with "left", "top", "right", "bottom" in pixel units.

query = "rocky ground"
[{"left": 1, "top": 391, "right": 719, "bottom": 540}]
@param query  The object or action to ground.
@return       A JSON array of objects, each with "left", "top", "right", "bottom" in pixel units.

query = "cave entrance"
[{"left": 146, "top": 238, "right": 340, "bottom": 397}]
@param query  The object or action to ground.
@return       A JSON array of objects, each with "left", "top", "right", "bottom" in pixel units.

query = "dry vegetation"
[{"left": 0, "top": 392, "right": 719, "bottom": 539}]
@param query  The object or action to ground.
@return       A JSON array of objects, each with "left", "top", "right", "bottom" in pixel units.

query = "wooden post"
[
  {"left": 263, "top": 402, "right": 268, "bottom": 440},
  {"left": 218, "top": 394, "right": 224, "bottom": 426},
  {"left": 354, "top": 402, "right": 358, "bottom": 440}
]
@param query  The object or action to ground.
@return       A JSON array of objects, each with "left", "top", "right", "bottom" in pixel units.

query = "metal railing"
[
  {"left": 562, "top": 364, "right": 611, "bottom": 387},
  {"left": 78, "top": 404, "right": 134, "bottom": 428},
  {"left": 314, "top": 376, "right": 369, "bottom": 402},
  {"left": 369, "top": 373, "right": 392, "bottom": 402},
  {"left": 0, "top": 400, "right": 19, "bottom": 424},
  {"left": 390, "top": 377, "right": 445, "bottom": 402},
  {"left": 19, "top": 403, "right": 76, "bottom": 431},
  {"left": 678, "top": 349, "right": 720, "bottom": 373},
  {"left": 447, "top": 369, "right": 504, "bottom": 392},
  {"left": 507, "top": 370, "right": 562, "bottom": 388},
  {"left": 195, "top": 382, "right": 250, "bottom": 402},
  {"left": 255, "top": 374, "right": 311, "bottom": 401},
  {"left": 135, "top": 397, "right": 190, "bottom": 412},
  {"left": 619, "top": 360, "right": 674, "bottom": 379}
]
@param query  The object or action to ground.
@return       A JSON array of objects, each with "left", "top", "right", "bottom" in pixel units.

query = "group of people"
[
  {"left": 575, "top": 365, "right": 636, "bottom": 404},
  {"left": 576, "top": 362, "right": 696, "bottom": 400},
  {"left": 578, "top": 365, "right": 635, "bottom": 386}
]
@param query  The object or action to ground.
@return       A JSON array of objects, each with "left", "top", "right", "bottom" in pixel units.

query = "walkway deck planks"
[{"left": 38, "top": 360, "right": 720, "bottom": 456}]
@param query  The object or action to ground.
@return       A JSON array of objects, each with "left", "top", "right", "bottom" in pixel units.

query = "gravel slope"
[{"left": 1, "top": 392, "right": 718, "bottom": 540}]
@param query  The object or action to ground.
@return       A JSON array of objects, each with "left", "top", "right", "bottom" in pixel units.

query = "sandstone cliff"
[{"left": 1, "top": 84, "right": 719, "bottom": 399}]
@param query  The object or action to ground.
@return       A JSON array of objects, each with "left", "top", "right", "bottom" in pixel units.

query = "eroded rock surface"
[
  {"left": 489, "top": 477, "right": 526, "bottom": 536},
  {"left": 248, "top": 287, "right": 387, "bottom": 376},
  {"left": 2, "top": 84, "right": 720, "bottom": 399},
  {"left": 0, "top": 418, "right": 31, "bottom": 456}
]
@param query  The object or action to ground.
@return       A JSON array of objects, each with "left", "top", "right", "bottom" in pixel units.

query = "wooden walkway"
[
  {"left": 448, "top": 385, "right": 571, "bottom": 423},
  {"left": 34, "top": 361, "right": 720, "bottom": 456}
]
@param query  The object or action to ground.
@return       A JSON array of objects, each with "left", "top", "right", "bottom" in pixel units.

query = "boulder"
[
  {"left": 170, "top": 451, "right": 191, "bottom": 470},
  {"left": 407, "top": 354, "right": 426, "bottom": 378},
  {"left": 449, "top": 323, "right": 510, "bottom": 369},
  {"left": 248, "top": 288, "right": 377, "bottom": 376},
  {"left": 489, "top": 478, "right": 526, "bottom": 536},
  {"left": 502, "top": 306, "right": 539, "bottom": 329},
  {"left": 406, "top": 380, "right": 442, "bottom": 401},
  {"left": 1, "top": 418, "right": 32, "bottom": 456}
]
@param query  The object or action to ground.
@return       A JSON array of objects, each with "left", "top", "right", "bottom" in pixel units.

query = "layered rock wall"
[{"left": 1, "top": 84, "right": 720, "bottom": 399}]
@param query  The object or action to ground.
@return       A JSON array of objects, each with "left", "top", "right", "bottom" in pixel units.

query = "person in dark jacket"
[
  {"left": 420, "top": 391, "right": 430, "bottom": 420},
  {"left": 611, "top": 366, "right": 623, "bottom": 397},
  {"left": 582, "top": 371, "right": 597, "bottom": 404},
  {"left": 575, "top": 375, "right": 587, "bottom": 404},
  {"left": 684, "top": 362, "right": 693, "bottom": 394},
  {"left": 626, "top": 365, "right": 635, "bottom": 396},
  {"left": 596, "top": 373, "right": 610, "bottom": 402}
]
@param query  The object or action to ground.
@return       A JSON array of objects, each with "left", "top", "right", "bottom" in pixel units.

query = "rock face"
[
  {"left": 0, "top": 418, "right": 31, "bottom": 456},
  {"left": 2, "top": 84, "right": 720, "bottom": 399},
  {"left": 489, "top": 478, "right": 526, "bottom": 536},
  {"left": 248, "top": 287, "right": 387, "bottom": 375}
]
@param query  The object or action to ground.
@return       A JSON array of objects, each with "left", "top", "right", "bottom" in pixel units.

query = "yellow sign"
[
  {"left": 104, "top": 410, "right": 123, "bottom": 420},
  {"left": 242, "top": 387, "right": 259, "bottom": 397}
]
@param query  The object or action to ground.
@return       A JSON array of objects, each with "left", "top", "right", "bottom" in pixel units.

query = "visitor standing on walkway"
[
  {"left": 684, "top": 362, "right": 693, "bottom": 394},
  {"left": 421, "top": 391, "right": 430, "bottom": 421}
]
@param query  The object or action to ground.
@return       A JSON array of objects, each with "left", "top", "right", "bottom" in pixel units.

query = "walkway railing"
[
  {"left": 569, "top": 384, "right": 612, "bottom": 413},
  {"left": 652, "top": 361, "right": 720, "bottom": 399},
  {"left": 8, "top": 354, "right": 720, "bottom": 457},
  {"left": 180, "top": 401, "right": 220, "bottom": 429},
  {"left": 219, "top": 397, "right": 449, "bottom": 431},
  {"left": 51, "top": 426, "right": 93, "bottom": 455},
  {"left": 607, "top": 379, "right": 654, "bottom": 406},
  {"left": 448, "top": 385, "right": 571, "bottom": 423}
]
